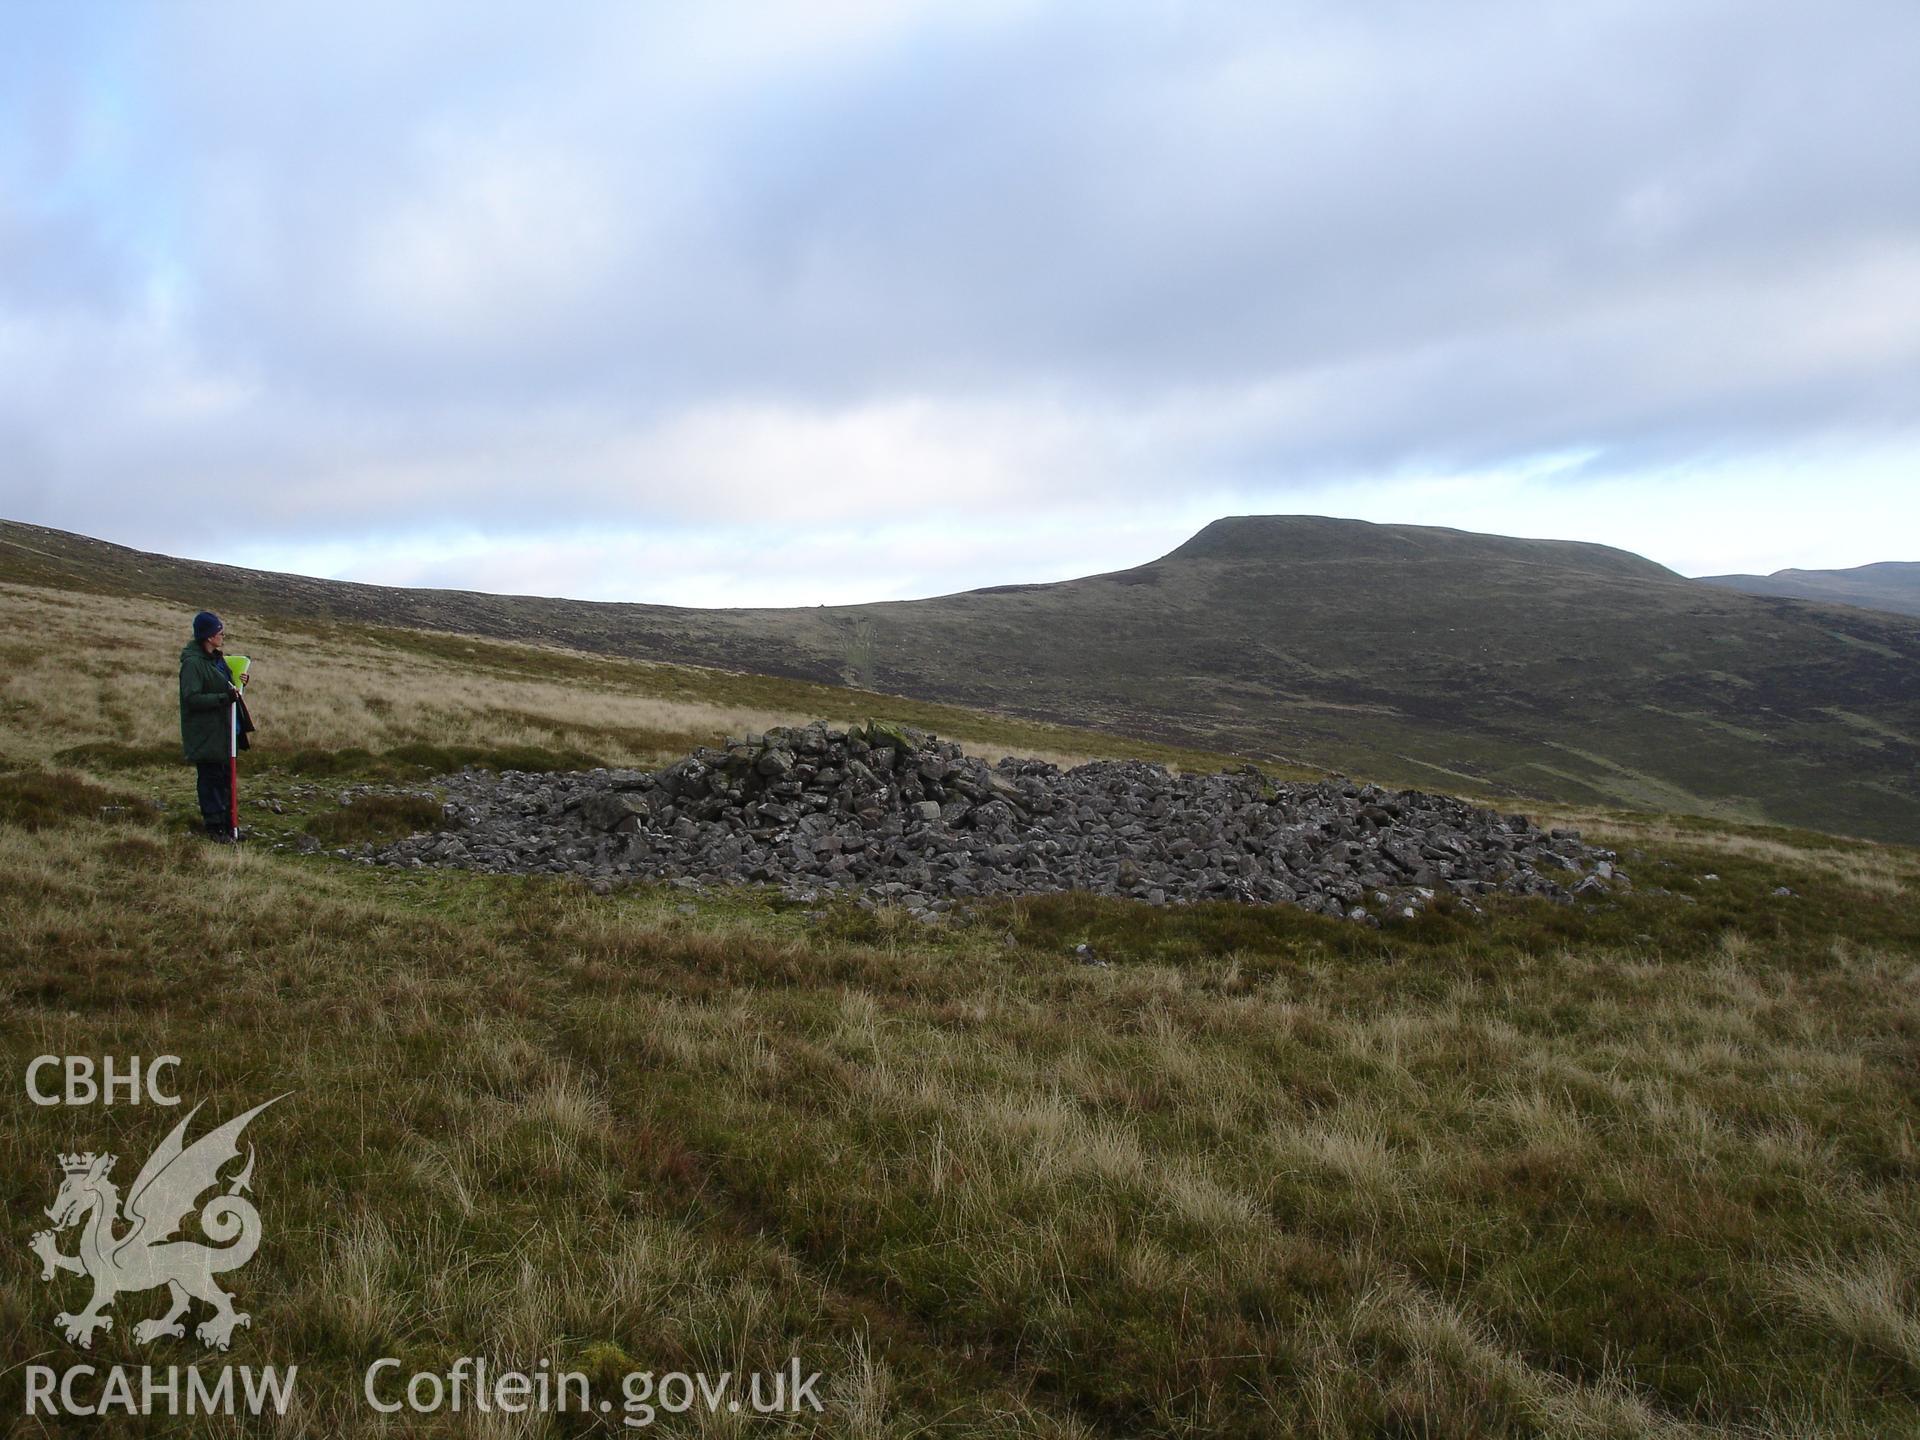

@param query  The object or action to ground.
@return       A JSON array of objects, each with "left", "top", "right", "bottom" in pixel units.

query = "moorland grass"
[
  {"left": 0, "top": 579, "right": 1266, "bottom": 780},
  {"left": 303, "top": 794, "right": 449, "bottom": 846},
  {"left": 1, "top": 576, "right": 1917, "bottom": 1436},
  {"left": 1, "top": 769, "right": 1916, "bottom": 1436}
]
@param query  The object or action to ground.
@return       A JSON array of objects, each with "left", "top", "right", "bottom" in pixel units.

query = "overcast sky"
[{"left": 3, "top": 2, "right": 1916, "bottom": 605}]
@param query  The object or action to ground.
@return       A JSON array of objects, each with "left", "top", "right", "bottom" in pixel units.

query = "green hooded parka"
[{"left": 179, "top": 641, "right": 236, "bottom": 763}]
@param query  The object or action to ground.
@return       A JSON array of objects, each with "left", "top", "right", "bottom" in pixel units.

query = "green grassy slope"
[{"left": 6, "top": 515, "right": 1915, "bottom": 841}]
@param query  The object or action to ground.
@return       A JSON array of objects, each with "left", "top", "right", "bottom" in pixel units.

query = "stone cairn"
[{"left": 364, "top": 720, "right": 1621, "bottom": 922}]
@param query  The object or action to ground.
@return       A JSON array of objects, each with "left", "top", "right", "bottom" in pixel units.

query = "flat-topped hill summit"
[
  {"left": 4, "top": 515, "right": 1916, "bottom": 840},
  {"left": 1162, "top": 515, "right": 1680, "bottom": 580}
]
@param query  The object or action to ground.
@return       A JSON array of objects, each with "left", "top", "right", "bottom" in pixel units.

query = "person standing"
[{"left": 179, "top": 610, "right": 246, "bottom": 841}]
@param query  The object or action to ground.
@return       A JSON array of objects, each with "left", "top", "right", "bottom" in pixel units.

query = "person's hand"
[{"left": 228, "top": 685, "right": 242, "bottom": 701}]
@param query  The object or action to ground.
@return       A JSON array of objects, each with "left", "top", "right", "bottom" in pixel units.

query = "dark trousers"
[{"left": 195, "top": 760, "right": 233, "bottom": 832}]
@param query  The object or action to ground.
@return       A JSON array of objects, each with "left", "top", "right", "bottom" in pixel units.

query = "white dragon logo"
[{"left": 29, "top": 1097, "right": 285, "bottom": 1351}]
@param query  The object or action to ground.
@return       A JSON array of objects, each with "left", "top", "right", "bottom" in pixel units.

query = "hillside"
[
  {"left": 4, "top": 515, "right": 1918, "bottom": 841},
  {"left": 2, "top": 569, "right": 1918, "bottom": 1437},
  {"left": 1700, "top": 560, "right": 1920, "bottom": 619}
]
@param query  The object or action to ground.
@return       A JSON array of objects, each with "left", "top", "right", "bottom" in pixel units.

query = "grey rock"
[
  {"left": 360, "top": 725, "right": 1617, "bottom": 920},
  {"left": 573, "top": 791, "right": 649, "bottom": 832}
]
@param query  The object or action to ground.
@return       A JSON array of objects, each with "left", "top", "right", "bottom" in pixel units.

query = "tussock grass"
[
  {"left": 1773, "top": 1245, "right": 1920, "bottom": 1374},
  {"left": 0, "top": 767, "right": 158, "bottom": 830},
  {"left": 1, "top": 808, "right": 1915, "bottom": 1433},
  {"left": 303, "top": 793, "right": 445, "bottom": 845}
]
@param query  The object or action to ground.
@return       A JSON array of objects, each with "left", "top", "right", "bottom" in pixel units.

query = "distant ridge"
[
  {"left": 1700, "top": 560, "right": 1920, "bottom": 619},
  {"left": 4, "top": 514, "right": 1917, "bottom": 840},
  {"left": 1166, "top": 515, "right": 1679, "bottom": 580}
]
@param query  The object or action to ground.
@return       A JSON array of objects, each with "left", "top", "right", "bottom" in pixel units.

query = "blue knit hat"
[{"left": 192, "top": 610, "right": 224, "bottom": 641}]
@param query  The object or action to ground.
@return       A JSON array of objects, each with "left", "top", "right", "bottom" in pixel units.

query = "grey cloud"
[
  {"left": 1, "top": 0, "right": 1917, "bottom": 577},
  {"left": 128, "top": 4, "right": 1920, "bottom": 389}
]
